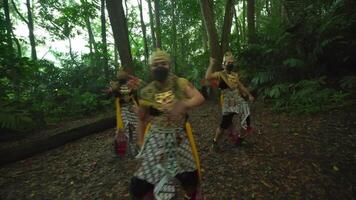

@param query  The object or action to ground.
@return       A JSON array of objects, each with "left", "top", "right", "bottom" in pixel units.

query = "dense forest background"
[{"left": 1, "top": 0, "right": 355, "bottom": 132}]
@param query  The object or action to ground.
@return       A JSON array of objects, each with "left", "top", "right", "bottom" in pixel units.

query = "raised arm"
[{"left": 205, "top": 57, "right": 219, "bottom": 80}]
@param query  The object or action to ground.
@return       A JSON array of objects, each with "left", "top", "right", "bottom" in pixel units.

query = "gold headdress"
[
  {"left": 223, "top": 51, "right": 234, "bottom": 64},
  {"left": 149, "top": 49, "right": 171, "bottom": 66}
]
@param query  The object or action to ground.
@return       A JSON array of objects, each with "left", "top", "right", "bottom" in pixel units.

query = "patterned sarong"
[
  {"left": 221, "top": 88, "right": 250, "bottom": 129},
  {"left": 135, "top": 124, "right": 197, "bottom": 200}
]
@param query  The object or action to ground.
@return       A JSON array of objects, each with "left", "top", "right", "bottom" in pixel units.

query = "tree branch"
[{"left": 11, "top": 0, "right": 29, "bottom": 24}]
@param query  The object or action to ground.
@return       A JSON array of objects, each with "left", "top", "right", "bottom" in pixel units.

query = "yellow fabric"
[
  {"left": 177, "top": 77, "right": 189, "bottom": 90},
  {"left": 143, "top": 122, "right": 151, "bottom": 137},
  {"left": 220, "top": 94, "right": 224, "bottom": 107},
  {"left": 115, "top": 98, "right": 124, "bottom": 129},
  {"left": 185, "top": 122, "right": 202, "bottom": 181}
]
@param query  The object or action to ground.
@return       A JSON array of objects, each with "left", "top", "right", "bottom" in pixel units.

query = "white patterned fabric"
[
  {"left": 120, "top": 104, "right": 139, "bottom": 156},
  {"left": 135, "top": 124, "right": 197, "bottom": 200},
  {"left": 221, "top": 88, "right": 250, "bottom": 129}
]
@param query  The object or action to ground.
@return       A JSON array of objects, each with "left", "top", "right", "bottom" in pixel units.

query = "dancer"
[
  {"left": 130, "top": 49, "right": 204, "bottom": 200},
  {"left": 107, "top": 70, "right": 142, "bottom": 157},
  {"left": 205, "top": 52, "right": 254, "bottom": 151}
]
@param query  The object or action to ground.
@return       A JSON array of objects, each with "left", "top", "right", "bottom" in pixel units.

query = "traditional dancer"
[
  {"left": 130, "top": 50, "right": 205, "bottom": 200},
  {"left": 107, "top": 70, "right": 142, "bottom": 157},
  {"left": 205, "top": 52, "right": 254, "bottom": 151}
]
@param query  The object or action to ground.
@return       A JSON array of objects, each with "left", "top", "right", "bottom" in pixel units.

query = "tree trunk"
[
  {"left": 202, "top": 20, "right": 208, "bottom": 53},
  {"left": 106, "top": 0, "right": 134, "bottom": 73},
  {"left": 221, "top": 0, "right": 235, "bottom": 54},
  {"left": 101, "top": 0, "right": 109, "bottom": 81},
  {"left": 199, "top": 0, "right": 222, "bottom": 68},
  {"left": 68, "top": 37, "right": 75, "bottom": 63},
  {"left": 124, "top": 0, "right": 128, "bottom": 17},
  {"left": 266, "top": 0, "right": 270, "bottom": 16},
  {"left": 171, "top": 0, "right": 177, "bottom": 72},
  {"left": 147, "top": 0, "right": 156, "bottom": 49},
  {"left": 242, "top": 0, "right": 246, "bottom": 41},
  {"left": 255, "top": 0, "right": 261, "bottom": 32},
  {"left": 114, "top": 44, "right": 119, "bottom": 66},
  {"left": 247, "top": 0, "right": 255, "bottom": 43},
  {"left": 233, "top": 7, "right": 241, "bottom": 51},
  {"left": 138, "top": 0, "right": 149, "bottom": 66},
  {"left": 85, "top": 16, "right": 97, "bottom": 54},
  {"left": 26, "top": 0, "right": 37, "bottom": 60},
  {"left": 3, "top": 0, "right": 13, "bottom": 48},
  {"left": 153, "top": 0, "right": 162, "bottom": 49}
]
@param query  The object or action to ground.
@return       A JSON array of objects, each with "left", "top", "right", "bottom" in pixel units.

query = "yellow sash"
[
  {"left": 115, "top": 98, "right": 124, "bottom": 129},
  {"left": 219, "top": 72, "right": 238, "bottom": 89},
  {"left": 185, "top": 122, "right": 202, "bottom": 181}
]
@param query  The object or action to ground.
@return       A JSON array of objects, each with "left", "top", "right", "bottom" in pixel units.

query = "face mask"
[
  {"left": 226, "top": 64, "right": 234, "bottom": 72},
  {"left": 152, "top": 66, "right": 169, "bottom": 82}
]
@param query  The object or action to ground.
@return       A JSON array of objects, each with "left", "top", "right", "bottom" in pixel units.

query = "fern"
[
  {"left": 283, "top": 58, "right": 306, "bottom": 68},
  {"left": 0, "top": 103, "right": 34, "bottom": 132},
  {"left": 265, "top": 84, "right": 289, "bottom": 99},
  {"left": 340, "top": 76, "right": 356, "bottom": 89},
  {"left": 251, "top": 70, "right": 275, "bottom": 87}
]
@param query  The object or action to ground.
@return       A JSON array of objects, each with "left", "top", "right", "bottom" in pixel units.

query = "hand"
[
  {"left": 209, "top": 57, "right": 217, "bottom": 66},
  {"left": 115, "top": 129, "right": 125, "bottom": 142},
  {"left": 127, "top": 78, "right": 137, "bottom": 89},
  {"left": 248, "top": 95, "right": 255, "bottom": 102},
  {"left": 133, "top": 104, "right": 139, "bottom": 114},
  {"left": 102, "top": 87, "right": 112, "bottom": 94}
]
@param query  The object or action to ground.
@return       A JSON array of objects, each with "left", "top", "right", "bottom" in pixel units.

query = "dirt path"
[{"left": 0, "top": 101, "right": 355, "bottom": 199}]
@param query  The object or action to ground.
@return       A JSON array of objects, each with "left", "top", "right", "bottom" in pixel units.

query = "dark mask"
[
  {"left": 118, "top": 78, "right": 127, "bottom": 85},
  {"left": 226, "top": 64, "right": 234, "bottom": 72},
  {"left": 152, "top": 66, "right": 169, "bottom": 82}
]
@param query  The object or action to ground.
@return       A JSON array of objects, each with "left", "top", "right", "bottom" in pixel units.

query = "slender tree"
[
  {"left": 106, "top": 0, "right": 134, "bottom": 72},
  {"left": 147, "top": 0, "right": 156, "bottom": 49},
  {"left": 199, "top": 0, "right": 222, "bottom": 66},
  {"left": 171, "top": 0, "right": 177, "bottom": 71},
  {"left": 221, "top": 0, "right": 235, "bottom": 53},
  {"left": 101, "top": 0, "right": 109, "bottom": 80},
  {"left": 138, "top": 0, "right": 149, "bottom": 66},
  {"left": 26, "top": 0, "right": 37, "bottom": 60},
  {"left": 4, "top": 0, "right": 13, "bottom": 47},
  {"left": 247, "top": 0, "right": 255, "bottom": 43},
  {"left": 153, "top": 0, "right": 162, "bottom": 49},
  {"left": 81, "top": 0, "right": 97, "bottom": 55},
  {"left": 242, "top": 0, "right": 246, "bottom": 41},
  {"left": 199, "top": 0, "right": 235, "bottom": 69},
  {"left": 12, "top": 0, "right": 36, "bottom": 59},
  {"left": 233, "top": 6, "right": 241, "bottom": 50}
]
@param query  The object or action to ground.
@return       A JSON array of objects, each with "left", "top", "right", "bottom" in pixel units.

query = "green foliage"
[
  {"left": 263, "top": 77, "right": 349, "bottom": 115},
  {"left": 340, "top": 76, "right": 356, "bottom": 89},
  {"left": 0, "top": 102, "right": 34, "bottom": 131},
  {"left": 237, "top": 0, "right": 356, "bottom": 115}
]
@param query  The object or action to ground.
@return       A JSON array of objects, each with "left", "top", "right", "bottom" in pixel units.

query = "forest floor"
[{"left": 0, "top": 101, "right": 355, "bottom": 200}]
